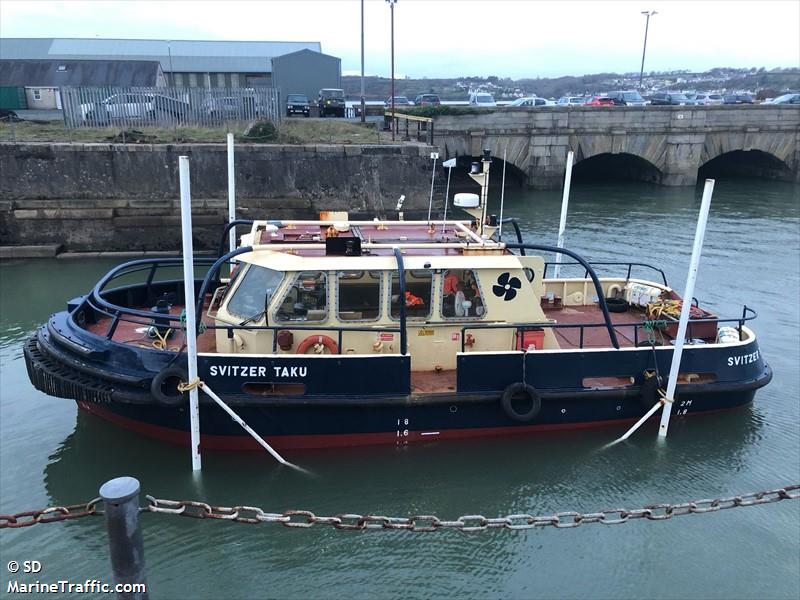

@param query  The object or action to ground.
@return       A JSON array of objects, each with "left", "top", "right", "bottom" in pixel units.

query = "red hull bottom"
[{"left": 76, "top": 401, "right": 742, "bottom": 451}]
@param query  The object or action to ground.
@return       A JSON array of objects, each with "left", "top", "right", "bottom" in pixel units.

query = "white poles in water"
[
  {"left": 613, "top": 178, "right": 715, "bottom": 445},
  {"left": 657, "top": 179, "right": 715, "bottom": 438},
  {"left": 498, "top": 146, "right": 508, "bottom": 240},
  {"left": 553, "top": 150, "right": 574, "bottom": 279},
  {"left": 441, "top": 157, "right": 456, "bottom": 234},
  {"left": 179, "top": 156, "right": 202, "bottom": 471},
  {"left": 426, "top": 152, "right": 439, "bottom": 226},
  {"left": 227, "top": 133, "right": 236, "bottom": 254}
]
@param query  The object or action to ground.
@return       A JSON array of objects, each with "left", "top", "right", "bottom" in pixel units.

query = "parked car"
[
  {"left": 413, "top": 94, "right": 441, "bottom": 106},
  {"left": 286, "top": 93, "right": 310, "bottom": 117},
  {"left": 650, "top": 92, "right": 691, "bottom": 106},
  {"left": 763, "top": 92, "right": 800, "bottom": 104},
  {"left": 80, "top": 93, "right": 187, "bottom": 123},
  {"left": 384, "top": 96, "right": 413, "bottom": 108},
  {"left": 508, "top": 97, "right": 550, "bottom": 107},
  {"left": 685, "top": 92, "right": 722, "bottom": 105},
  {"left": 0, "top": 109, "right": 20, "bottom": 122},
  {"left": 318, "top": 88, "right": 346, "bottom": 117},
  {"left": 556, "top": 96, "right": 586, "bottom": 106},
  {"left": 607, "top": 90, "right": 646, "bottom": 106},
  {"left": 584, "top": 96, "right": 615, "bottom": 106},
  {"left": 723, "top": 93, "right": 754, "bottom": 104},
  {"left": 202, "top": 95, "right": 264, "bottom": 118},
  {"left": 469, "top": 92, "right": 496, "bottom": 107}
]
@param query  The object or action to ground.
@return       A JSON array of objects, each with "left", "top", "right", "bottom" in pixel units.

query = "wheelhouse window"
[
  {"left": 337, "top": 271, "right": 381, "bottom": 322},
  {"left": 391, "top": 270, "right": 432, "bottom": 320},
  {"left": 275, "top": 271, "right": 328, "bottom": 322},
  {"left": 441, "top": 269, "right": 485, "bottom": 319},
  {"left": 226, "top": 265, "right": 284, "bottom": 321}
]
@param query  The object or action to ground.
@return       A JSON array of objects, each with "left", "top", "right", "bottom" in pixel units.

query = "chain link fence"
[{"left": 60, "top": 86, "right": 281, "bottom": 131}]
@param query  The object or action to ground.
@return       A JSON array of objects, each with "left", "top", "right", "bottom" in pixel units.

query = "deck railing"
[
  {"left": 460, "top": 305, "right": 757, "bottom": 352},
  {"left": 543, "top": 261, "right": 669, "bottom": 286}
]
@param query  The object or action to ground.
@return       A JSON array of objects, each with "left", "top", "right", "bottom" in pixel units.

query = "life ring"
[
  {"left": 501, "top": 382, "right": 541, "bottom": 423},
  {"left": 296, "top": 334, "right": 339, "bottom": 355},
  {"left": 639, "top": 371, "right": 661, "bottom": 410},
  {"left": 151, "top": 366, "right": 188, "bottom": 406}
]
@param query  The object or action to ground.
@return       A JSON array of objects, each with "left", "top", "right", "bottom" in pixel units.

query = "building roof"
[
  {"left": 0, "top": 38, "right": 323, "bottom": 74},
  {"left": 0, "top": 59, "right": 162, "bottom": 87}
]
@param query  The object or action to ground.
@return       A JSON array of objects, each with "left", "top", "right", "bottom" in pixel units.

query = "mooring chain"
[
  {"left": 4, "top": 485, "right": 796, "bottom": 532},
  {"left": 0, "top": 498, "right": 103, "bottom": 529}
]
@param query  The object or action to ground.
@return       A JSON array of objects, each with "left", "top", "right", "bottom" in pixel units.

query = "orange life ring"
[{"left": 296, "top": 334, "right": 339, "bottom": 355}]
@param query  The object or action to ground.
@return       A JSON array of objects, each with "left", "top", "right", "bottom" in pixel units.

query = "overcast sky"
[{"left": 1, "top": 0, "right": 798, "bottom": 79}]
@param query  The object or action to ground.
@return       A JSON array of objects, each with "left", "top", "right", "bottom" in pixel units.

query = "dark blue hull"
[{"left": 25, "top": 309, "right": 772, "bottom": 450}]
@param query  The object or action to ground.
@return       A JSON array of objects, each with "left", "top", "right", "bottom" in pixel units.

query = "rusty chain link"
[
  {"left": 2, "top": 485, "right": 797, "bottom": 532},
  {"left": 0, "top": 498, "right": 102, "bottom": 529}
]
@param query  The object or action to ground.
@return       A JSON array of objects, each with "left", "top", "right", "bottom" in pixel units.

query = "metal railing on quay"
[
  {"left": 59, "top": 85, "right": 281, "bottom": 132},
  {"left": 384, "top": 110, "right": 435, "bottom": 144}
]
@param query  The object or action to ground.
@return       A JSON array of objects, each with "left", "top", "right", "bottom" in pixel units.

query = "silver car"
[{"left": 557, "top": 96, "right": 586, "bottom": 106}]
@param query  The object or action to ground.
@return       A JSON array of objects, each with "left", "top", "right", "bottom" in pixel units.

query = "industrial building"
[
  {"left": 0, "top": 59, "right": 164, "bottom": 109},
  {"left": 0, "top": 37, "right": 341, "bottom": 103}
]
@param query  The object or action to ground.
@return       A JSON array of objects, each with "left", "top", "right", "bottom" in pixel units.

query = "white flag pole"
[
  {"left": 441, "top": 157, "right": 456, "bottom": 234},
  {"left": 658, "top": 179, "right": 715, "bottom": 438},
  {"left": 498, "top": 145, "right": 508, "bottom": 240},
  {"left": 427, "top": 152, "right": 439, "bottom": 227},
  {"left": 227, "top": 133, "right": 236, "bottom": 254},
  {"left": 179, "top": 156, "right": 202, "bottom": 471},
  {"left": 553, "top": 150, "right": 574, "bottom": 279}
]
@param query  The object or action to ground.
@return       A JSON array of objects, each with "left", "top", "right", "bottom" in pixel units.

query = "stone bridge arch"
[
  {"left": 699, "top": 131, "right": 797, "bottom": 181},
  {"left": 433, "top": 106, "right": 800, "bottom": 188}
]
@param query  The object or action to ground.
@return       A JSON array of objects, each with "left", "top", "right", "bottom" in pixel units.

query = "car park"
[
  {"left": 318, "top": 88, "right": 346, "bottom": 117},
  {"left": 286, "top": 94, "right": 310, "bottom": 117},
  {"left": 508, "top": 97, "right": 550, "bottom": 107},
  {"left": 607, "top": 91, "right": 646, "bottom": 106},
  {"left": 469, "top": 92, "right": 497, "bottom": 107},
  {"left": 650, "top": 92, "right": 691, "bottom": 106},
  {"left": 414, "top": 94, "right": 441, "bottom": 106},
  {"left": 556, "top": 96, "right": 586, "bottom": 106}
]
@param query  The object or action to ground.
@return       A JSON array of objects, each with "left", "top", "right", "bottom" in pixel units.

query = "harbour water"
[{"left": 1, "top": 179, "right": 798, "bottom": 599}]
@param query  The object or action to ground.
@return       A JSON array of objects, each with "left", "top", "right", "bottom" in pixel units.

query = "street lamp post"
[
  {"left": 638, "top": 10, "right": 657, "bottom": 91},
  {"left": 360, "top": 0, "right": 365, "bottom": 123},
  {"left": 387, "top": 0, "right": 397, "bottom": 140}
]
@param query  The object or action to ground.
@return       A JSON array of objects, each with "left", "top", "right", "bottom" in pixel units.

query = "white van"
[{"left": 468, "top": 92, "right": 496, "bottom": 107}]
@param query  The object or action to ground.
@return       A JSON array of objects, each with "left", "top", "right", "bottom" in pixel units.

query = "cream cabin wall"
[{"left": 213, "top": 259, "right": 567, "bottom": 361}]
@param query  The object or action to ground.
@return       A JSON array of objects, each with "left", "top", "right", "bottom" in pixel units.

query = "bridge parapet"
[{"left": 434, "top": 105, "right": 800, "bottom": 187}]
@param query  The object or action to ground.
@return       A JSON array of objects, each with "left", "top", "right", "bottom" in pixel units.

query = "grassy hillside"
[{"left": 343, "top": 69, "right": 800, "bottom": 101}]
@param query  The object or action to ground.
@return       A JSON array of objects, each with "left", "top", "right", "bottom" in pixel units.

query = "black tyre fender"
[
  {"left": 605, "top": 297, "right": 628, "bottom": 313},
  {"left": 501, "top": 382, "right": 541, "bottom": 423},
  {"left": 639, "top": 372, "right": 661, "bottom": 410},
  {"left": 150, "top": 366, "right": 189, "bottom": 406}
]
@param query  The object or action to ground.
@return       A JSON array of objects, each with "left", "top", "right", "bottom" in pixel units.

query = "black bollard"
[{"left": 99, "top": 477, "right": 149, "bottom": 600}]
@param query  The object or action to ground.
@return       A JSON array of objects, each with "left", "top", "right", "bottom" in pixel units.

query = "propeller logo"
[{"left": 493, "top": 272, "right": 522, "bottom": 301}]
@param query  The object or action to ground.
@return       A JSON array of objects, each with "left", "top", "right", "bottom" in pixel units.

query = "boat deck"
[
  {"left": 83, "top": 300, "right": 218, "bottom": 354},
  {"left": 543, "top": 304, "right": 668, "bottom": 349}
]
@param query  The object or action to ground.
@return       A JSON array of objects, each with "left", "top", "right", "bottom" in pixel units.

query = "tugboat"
[{"left": 24, "top": 151, "right": 772, "bottom": 450}]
